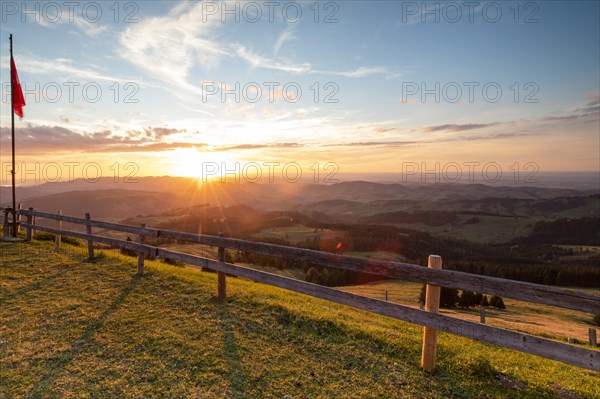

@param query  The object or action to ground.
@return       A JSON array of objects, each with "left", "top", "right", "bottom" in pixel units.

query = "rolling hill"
[{"left": 3, "top": 179, "right": 598, "bottom": 245}]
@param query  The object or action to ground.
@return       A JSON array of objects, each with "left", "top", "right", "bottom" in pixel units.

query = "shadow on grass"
[
  {"left": 215, "top": 300, "right": 248, "bottom": 399},
  {"left": 242, "top": 296, "right": 421, "bottom": 357},
  {"left": 0, "top": 268, "right": 73, "bottom": 305},
  {"left": 24, "top": 273, "right": 142, "bottom": 399}
]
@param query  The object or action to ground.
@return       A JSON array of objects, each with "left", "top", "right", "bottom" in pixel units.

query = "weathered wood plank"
[
  {"left": 16, "top": 203, "right": 22, "bottom": 234},
  {"left": 20, "top": 223, "right": 157, "bottom": 256},
  {"left": 3, "top": 208, "right": 11, "bottom": 237},
  {"left": 157, "top": 231, "right": 599, "bottom": 314},
  {"left": 25, "top": 208, "right": 33, "bottom": 241},
  {"left": 18, "top": 209, "right": 159, "bottom": 238},
  {"left": 155, "top": 248, "right": 600, "bottom": 372}
]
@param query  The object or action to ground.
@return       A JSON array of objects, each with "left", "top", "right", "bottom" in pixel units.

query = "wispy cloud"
[
  {"left": 573, "top": 105, "right": 600, "bottom": 114},
  {"left": 235, "top": 45, "right": 312, "bottom": 74},
  {"left": 1, "top": 55, "right": 146, "bottom": 85},
  {"left": 316, "top": 66, "right": 400, "bottom": 79},
  {"left": 119, "top": 2, "right": 228, "bottom": 93},
  {"left": 324, "top": 140, "right": 418, "bottom": 147},
  {"left": 585, "top": 93, "right": 600, "bottom": 107},
  {"left": 372, "top": 127, "right": 399, "bottom": 134},
  {"left": 542, "top": 96, "right": 600, "bottom": 123},
  {"left": 0, "top": 125, "right": 203, "bottom": 153},
  {"left": 71, "top": 18, "right": 110, "bottom": 37},
  {"left": 10, "top": 6, "right": 110, "bottom": 36},
  {"left": 217, "top": 142, "right": 303, "bottom": 151},
  {"left": 118, "top": 2, "right": 399, "bottom": 87},
  {"left": 455, "top": 132, "right": 543, "bottom": 142},
  {"left": 274, "top": 26, "right": 296, "bottom": 55},
  {"left": 542, "top": 115, "right": 582, "bottom": 122},
  {"left": 140, "top": 127, "right": 188, "bottom": 139},
  {"left": 422, "top": 123, "right": 500, "bottom": 133},
  {"left": 235, "top": 45, "right": 399, "bottom": 79}
]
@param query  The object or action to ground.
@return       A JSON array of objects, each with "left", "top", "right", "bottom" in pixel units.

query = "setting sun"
[{"left": 166, "top": 148, "right": 238, "bottom": 180}]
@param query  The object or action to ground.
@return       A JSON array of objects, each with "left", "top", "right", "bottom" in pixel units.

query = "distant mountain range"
[{"left": 1, "top": 176, "right": 597, "bottom": 223}]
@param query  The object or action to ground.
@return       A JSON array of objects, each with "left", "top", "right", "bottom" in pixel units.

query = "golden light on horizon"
[{"left": 166, "top": 148, "right": 238, "bottom": 179}]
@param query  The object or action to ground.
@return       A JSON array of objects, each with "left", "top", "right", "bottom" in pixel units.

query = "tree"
[
  {"left": 480, "top": 295, "right": 489, "bottom": 307},
  {"left": 441, "top": 287, "right": 459, "bottom": 308},
  {"left": 305, "top": 267, "right": 320, "bottom": 284},
  {"left": 420, "top": 285, "right": 459, "bottom": 308},
  {"left": 495, "top": 297, "right": 506, "bottom": 310},
  {"left": 320, "top": 268, "right": 332, "bottom": 286},
  {"left": 458, "top": 290, "right": 475, "bottom": 308},
  {"left": 489, "top": 295, "right": 499, "bottom": 308}
]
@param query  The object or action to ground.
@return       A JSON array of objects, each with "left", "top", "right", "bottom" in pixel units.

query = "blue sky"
[{"left": 0, "top": 0, "right": 598, "bottom": 179}]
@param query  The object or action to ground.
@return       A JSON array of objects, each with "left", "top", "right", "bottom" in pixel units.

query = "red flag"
[{"left": 11, "top": 55, "right": 25, "bottom": 118}]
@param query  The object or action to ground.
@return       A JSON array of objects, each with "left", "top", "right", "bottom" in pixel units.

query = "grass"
[
  {"left": 250, "top": 218, "right": 534, "bottom": 244},
  {"left": 1, "top": 239, "right": 599, "bottom": 398},
  {"left": 250, "top": 225, "right": 342, "bottom": 245},
  {"left": 388, "top": 215, "right": 537, "bottom": 244}
]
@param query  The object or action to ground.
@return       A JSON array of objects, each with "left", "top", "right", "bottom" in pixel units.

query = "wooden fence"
[{"left": 2, "top": 207, "right": 599, "bottom": 372}]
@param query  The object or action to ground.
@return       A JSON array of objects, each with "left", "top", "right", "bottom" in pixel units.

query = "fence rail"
[{"left": 3, "top": 207, "right": 599, "bottom": 372}]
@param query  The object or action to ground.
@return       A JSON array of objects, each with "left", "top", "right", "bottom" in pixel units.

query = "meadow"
[{"left": 1, "top": 238, "right": 598, "bottom": 398}]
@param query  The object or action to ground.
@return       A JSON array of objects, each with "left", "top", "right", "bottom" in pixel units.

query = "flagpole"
[{"left": 9, "top": 34, "right": 17, "bottom": 238}]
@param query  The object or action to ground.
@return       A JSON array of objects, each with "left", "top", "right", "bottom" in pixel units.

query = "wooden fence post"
[
  {"left": 137, "top": 223, "right": 145, "bottom": 275},
  {"left": 480, "top": 307, "right": 486, "bottom": 324},
  {"left": 85, "top": 213, "right": 94, "bottom": 261},
  {"left": 217, "top": 232, "right": 226, "bottom": 300},
  {"left": 421, "top": 254, "right": 442, "bottom": 372},
  {"left": 11, "top": 206, "right": 17, "bottom": 238},
  {"left": 25, "top": 208, "right": 34, "bottom": 241},
  {"left": 54, "top": 210, "right": 62, "bottom": 250},
  {"left": 16, "top": 203, "right": 22, "bottom": 234},
  {"left": 590, "top": 328, "right": 597, "bottom": 348},
  {"left": 3, "top": 208, "right": 10, "bottom": 237},
  {"left": 31, "top": 210, "right": 36, "bottom": 237}
]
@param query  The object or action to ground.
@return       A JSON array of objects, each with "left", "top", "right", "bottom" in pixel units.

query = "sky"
[{"left": 0, "top": 0, "right": 598, "bottom": 184}]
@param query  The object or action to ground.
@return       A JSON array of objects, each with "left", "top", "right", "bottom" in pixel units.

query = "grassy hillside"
[{"left": 1, "top": 240, "right": 599, "bottom": 398}]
